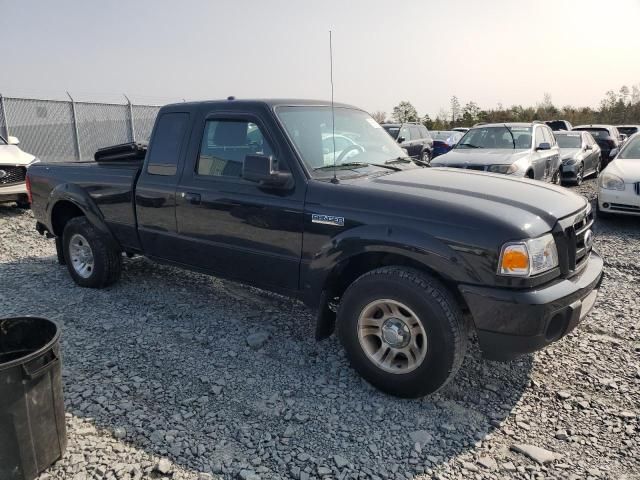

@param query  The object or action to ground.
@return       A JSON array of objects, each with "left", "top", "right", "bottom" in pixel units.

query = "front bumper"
[
  {"left": 560, "top": 162, "right": 580, "bottom": 180},
  {"left": 0, "top": 182, "right": 27, "bottom": 201},
  {"left": 459, "top": 251, "right": 604, "bottom": 361},
  {"left": 598, "top": 185, "right": 640, "bottom": 216}
]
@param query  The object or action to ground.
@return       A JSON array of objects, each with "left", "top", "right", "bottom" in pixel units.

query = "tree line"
[{"left": 370, "top": 85, "right": 640, "bottom": 131}]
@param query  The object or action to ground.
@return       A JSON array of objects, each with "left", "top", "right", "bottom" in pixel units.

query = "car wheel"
[
  {"left": 62, "top": 217, "right": 122, "bottom": 288},
  {"left": 574, "top": 165, "right": 584, "bottom": 186},
  {"left": 551, "top": 170, "right": 561, "bottom": 185},
  {"left": 337, "top": 266, "right": 467, "bottom": 398},
  {"left": 421, "top": 150, "right": 431, "bottom": 165}
]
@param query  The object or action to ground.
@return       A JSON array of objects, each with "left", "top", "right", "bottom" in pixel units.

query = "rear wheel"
[
  {"left": 574, "top": 164, "right": 584, "bottom": 185},
  {"left": 421, "top": 150, "right": 431, "bottom": 165},
  {"left": 62, "top": 217, "right": 121, "bottom": 288},
  {"left": 337, "top": 266, "right": 467, "bottom": 398}
]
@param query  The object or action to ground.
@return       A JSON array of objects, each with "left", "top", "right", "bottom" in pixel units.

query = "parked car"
[
  {"left": 430, "top": 130, "right": 464, "bottom": 158},
  {"left": 616, "top": 125, "right": 640, "bottom": 138},
  {"left": 381, "top": 122, "right": 433, "bottom": 163},
  {"left": 572, "top": 125, "right": 623, "bottom": 166},
  {"left": 597, "top": 133, "right": 640, "bottom": 217},
  {"left": 452, "top": 127, "right": 469, "bottom": 133},
  {"left": 555, "top": 131, "right": 602, "bottom": 185},
  {"left": 28, "top": 98, "right": 603, "bottom": 398},
  {"left": 545, "top": 120, "right": 573, "bottom": 131},
  {"left": 0, "top": 134, "right": 39, "bottom": 207},
  {"left": 431, "top": 122, "right": 562, "bottom": 183}
]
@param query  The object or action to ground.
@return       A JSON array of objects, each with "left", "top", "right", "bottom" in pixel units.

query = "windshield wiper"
[
  {"left": 386, "top": 156, "right": 430, "bottom": 167},
  {"left": 314, "top": 162, "right": 401, "bottom": 172},
  {"left": 458, "top": 143, "right": 481, "bottom": 149},
  {"left": 504, "top": 124, "right": 516, "bottom": 149}
]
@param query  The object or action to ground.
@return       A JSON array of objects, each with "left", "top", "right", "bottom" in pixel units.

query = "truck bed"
[{"left": 29, "top": 160, "right": 142, "bottom": 250}]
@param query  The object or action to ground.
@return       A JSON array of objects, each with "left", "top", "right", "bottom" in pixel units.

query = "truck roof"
[{"left": 163, "top": 98, "right": 361, "bottom": 111}]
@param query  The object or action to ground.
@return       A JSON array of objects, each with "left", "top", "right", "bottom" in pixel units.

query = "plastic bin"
[{"left": 0, "top": 317, "right": 66, "bottom": 480}]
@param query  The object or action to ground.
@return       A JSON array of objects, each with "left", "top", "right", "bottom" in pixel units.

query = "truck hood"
[
  {"left": 0, "top": 145, "right": 36, "bottom": 165},
  {"left": 356, "top": 167, "right": 587, "bottom": 236},
  {"left": 432, "top": 148, "right": 530, "bottom": 166}
]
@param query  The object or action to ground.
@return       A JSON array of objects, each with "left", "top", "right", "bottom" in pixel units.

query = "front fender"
[
  {"left": 302, "top": 223, "right": 481, "bottom": 305},
  {"left": 47, "top": 183, "right": 120, "bottom": 249}
]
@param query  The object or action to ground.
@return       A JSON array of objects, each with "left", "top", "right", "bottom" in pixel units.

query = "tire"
[
  {"left": 337, "top": 266, "right": 467, "bottom": 398},
  {"left": 62, "top": 217, "right": 121, "bottom": 288},
  {"left": 551, "top": 170, "right": 561, "bottom": 185},
  {"left": 594, "top": 156, "right": 601, "bottom": 178},
  {"left": 574, "top": 164, "right": 584, "bottom": 186},
  {"left": 421, "top": 150, "right": 431, "bottom": 165}
]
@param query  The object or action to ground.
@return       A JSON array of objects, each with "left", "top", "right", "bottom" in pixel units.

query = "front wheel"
[
  {"left": 62, "top": 217, "right": 122, "bottom": 288},
  {"left": 551, "top": 169, "right": 561, "bottom": 185},
  {"left": 574, "top": 164, "right": 584, "bottom": 186},
  {"left": 337, "top": 267, "right": 467, "bottom": 398},
  {"left": 421, "top": 150, "right": 431, "bottom": 165}
]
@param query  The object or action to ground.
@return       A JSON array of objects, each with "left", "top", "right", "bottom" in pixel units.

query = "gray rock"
[
  {"left": 477, "top": 456, "right": 497, "bottom": 470},
  {"left": 511, "top": 444, "right": 562, "bottom": 464},
  {"left": 246, "top": 332, "right": 270, "bottom": 349},
  {"left": 155, "top": 458, "right": 172, "bottom": 474},
  {"left": 409, "top": 430, "right": 433, "bottom": 445},
  {"left": 333, "top": 455, "right": 348, "bottom": 468}
]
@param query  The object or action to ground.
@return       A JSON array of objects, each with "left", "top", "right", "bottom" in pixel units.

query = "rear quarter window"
[{"left": 147, "top": 112, "right": 190, "bottom": 176}]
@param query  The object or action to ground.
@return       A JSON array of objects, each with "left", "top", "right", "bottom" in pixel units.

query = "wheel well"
[
  {"left": 526, "top": 169, "right": 534, "bottom": 179},
  {"left": 51, "top": 201, "right": 84, "bottom": 236},
  {"left": 324, "top": 252, "right": 466, "bottom": 309}
]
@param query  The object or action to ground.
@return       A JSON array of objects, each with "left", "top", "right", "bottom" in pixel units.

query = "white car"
[
  {"left": 597, "top": 133, "right": 640, "bottom": 217},
  {"left": 0, "top": 135, "right": 39, "bottom": 207}
]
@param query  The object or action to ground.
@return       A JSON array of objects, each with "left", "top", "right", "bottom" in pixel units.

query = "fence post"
[
  {"left": 124, "top": 94, "right": 136, "bottom": 142},
  {"left": 66, "top": 91, "right": 81, "bottom": 161},
  {"left": 0, "top": 94, "right": 9, "bottom": 138}
]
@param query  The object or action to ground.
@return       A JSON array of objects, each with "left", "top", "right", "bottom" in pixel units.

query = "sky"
[{"left": 2, "top": 0, "right": 640, "bottom": 117}]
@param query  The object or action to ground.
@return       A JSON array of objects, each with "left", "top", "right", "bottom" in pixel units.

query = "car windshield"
[
  {"left": 276, "top": 106, "right": 407, "bottom": 176},
  {"left": 546, "top": 121, "right": 568, "bottom": 131},
  {"left": 431, "top": 131, "right": 462, "bottom": 144},
  {"left": 619, "top": 136, "right": 640, "bottom": 159},
  {"left": 576, "top": 128, "right": 609, "bottom": 139},
  {"left": 618, "top": 127, "right": 638, "bottom": 136},
  {"left": 555, "top": 134, "right": 582, "bottom": 149},
  {"left": 382, "top": 126, "right": 400, "bottom": 139},
  {"left": 456, "top": 126, "right": 532, "bottom": 149}
]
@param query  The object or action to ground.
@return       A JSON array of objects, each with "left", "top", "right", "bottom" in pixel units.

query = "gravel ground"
[{"left": 0, "top": 178, "right": 638, "bottom": 480}]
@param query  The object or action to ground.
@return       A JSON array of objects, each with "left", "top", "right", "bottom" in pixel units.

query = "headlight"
[
  {"left": 599, "top": 172, "right": 624, "bottom": 191},
  {"left": 498, "top": 233, "right": 559, "bottom": 277},
  {"left": 488, "top": 164, "right": 518, "bottom": 174}
]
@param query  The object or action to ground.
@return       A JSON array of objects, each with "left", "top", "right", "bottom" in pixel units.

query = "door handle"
[{"left": 181, "top": 192, "right": 201, "bottom": 205}]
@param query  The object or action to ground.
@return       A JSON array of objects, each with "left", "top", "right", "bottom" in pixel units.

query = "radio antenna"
[{"left": 329, "top": 30, "right": 339, "bottom": 184}]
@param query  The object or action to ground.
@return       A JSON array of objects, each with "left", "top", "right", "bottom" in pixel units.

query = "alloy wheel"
[
  {"left": 69, "top": 233, "right": 95, "bottom": 279},
  {"left": 357, "top": 299, "right": 427, "bottom": 374}
]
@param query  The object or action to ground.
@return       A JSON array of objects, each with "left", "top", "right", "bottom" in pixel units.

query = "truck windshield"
[
  {"left": 456, "top": 126, "right": 532, "bottom": 149},
  {"left": 276, "top": 106, "right": 406, "bottom": 176}
]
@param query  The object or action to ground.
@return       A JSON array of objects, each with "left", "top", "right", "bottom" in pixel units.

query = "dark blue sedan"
[{"left": 430, "top": 131, "right": 464, "bottom": 158}]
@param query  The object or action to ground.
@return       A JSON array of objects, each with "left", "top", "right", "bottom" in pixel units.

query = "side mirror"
[
  {"left": 584, "top": 144, "right": 592, "bottom": 151},
  {"left": 243, "top": 154, "right": 291, "bottom": 188},
  {"left": 620, "top": 134, "right": 628, "bottom": 142},
  {"left": 397, "top": 136, "right": 406, "bottom": 144},
  {"left": 536, "top": 142, "right": 551, "bottom": 151},
  {"left": 609, "top": 148, "right": 619, "bottom": 158},
  {"left": 7, "top": 136, "right": 19, "bottom": 145}
]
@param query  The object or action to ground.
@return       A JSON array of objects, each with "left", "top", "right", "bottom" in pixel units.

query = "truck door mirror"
[
  {"left": 243, "top": 154, "right": 292, "bottom": 188},
  {"left": 397, "top": 136, "right": 406, "bottom": 144}
]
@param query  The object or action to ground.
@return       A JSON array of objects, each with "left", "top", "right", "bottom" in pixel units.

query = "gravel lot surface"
[{"left": 0, "top": 178, "right": 638, "bottom": 480}]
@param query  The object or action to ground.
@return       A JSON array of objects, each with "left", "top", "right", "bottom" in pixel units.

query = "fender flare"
[
  {"left": 46, "top": 183, "right": 121, "bottom": 250},
  {"left": 303, "top": 223, "right": 481, "bottom": 306}
]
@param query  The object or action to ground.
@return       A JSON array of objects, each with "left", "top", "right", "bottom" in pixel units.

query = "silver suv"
[{"left": 431, "top": 122, "right": 562, "bottom": 183}]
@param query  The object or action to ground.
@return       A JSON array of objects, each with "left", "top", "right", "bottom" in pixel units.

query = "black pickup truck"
[{"left": 28, "top": 99, "right": 603, "bottom": 397}]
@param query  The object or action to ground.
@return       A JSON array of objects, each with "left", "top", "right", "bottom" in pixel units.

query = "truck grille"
[
  {"left": 0, "top": 166, "right": 27, "bottom": 185},
  {"left": 556, "top": 206, "right": 594, "bottom": 277}
]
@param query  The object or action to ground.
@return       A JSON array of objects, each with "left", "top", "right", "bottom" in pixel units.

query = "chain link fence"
[{"left": 0, "top": 96, "right": 161, "bottom": 163}]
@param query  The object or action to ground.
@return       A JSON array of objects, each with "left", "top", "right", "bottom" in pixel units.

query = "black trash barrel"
[{"left": 0, "top": 317, "right": 66, "bottom": 480}]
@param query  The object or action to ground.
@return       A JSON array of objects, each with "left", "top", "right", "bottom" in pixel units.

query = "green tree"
[
  {"left": 450, "top": 96, "right": 461, "bottom": 124},
  {"left": 421, "top": 114, "right": 434, "bottom": 130},
  {"left": 392, "top": 101, "right": 419, "bottom": 122}
]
